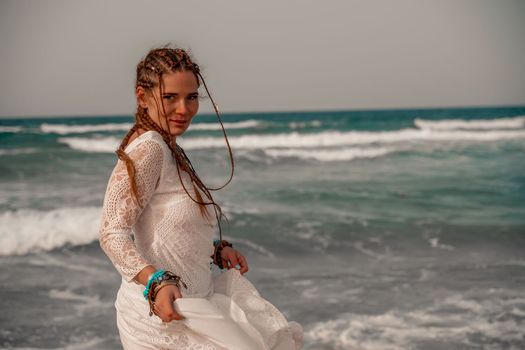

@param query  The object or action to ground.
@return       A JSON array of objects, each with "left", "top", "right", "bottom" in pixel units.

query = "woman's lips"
[{"left": 169, "top": 119, "right": 187, "bottom": 126}]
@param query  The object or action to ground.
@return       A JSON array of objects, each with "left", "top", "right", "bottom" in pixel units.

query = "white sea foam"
[
  {"left": 0, "top": 148, "right": 38, "bottom": 156},
  {"left": 49, "top": 288, "right": 100, "bottom": 303},
  {"left": 0, "top": 126, "right": 23, "bottom": 133},
  {"left": 428, "top": 237, "right": 455, "bottom": 251},
  {"left": 27, "top": 254, "right": 105, "bottom": 274},
  {"left": 264, "top": 147, "right": 395, "bottom": 162},
  {"left": 294, "top": 221, "right": 331, "bottom": 249},
  {"left": 41, "top": 122, "right": 132, "bottom": 134},
  {"left": 49, "top": 288, "right": 112, "bottom": 316},
  {"left": 219, "top": 234, "right": 276, "bottom": 259},
  {"left": 415, "top": 116, "right": 525, "bottom": 130},
  {"left": 180, "top": 128, "right": 525, "bottom": 150},
  {"left": 20, "top": 337, "right": 110, "bottom": 350},
  {"left": 306, "top": 293, "right": 525, "bottom": 349},
  {"left": 58, "top": 136, "right": 120, "bottom": 153},
  {"left": 352, "top": 241, "right": 392, "bottom": 260},
  {"left": 190, "top": 119, "right": 264, "bottom": 130},
  {"left": 0, "top": 207, "right": 101, "bottom": 256},
  {"left": 288, "top": 120, "right": 322, "bottom": 129},
  {"left": 41, "top": 120, "right": 263, "bottom": 134},
  {"left": 58, "top": 128, "right": 525, "bottom": 154}
]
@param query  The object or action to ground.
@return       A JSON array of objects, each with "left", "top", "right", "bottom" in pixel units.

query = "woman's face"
[{"left": 137, "top": 70, "right": 199, "bottom": 138}]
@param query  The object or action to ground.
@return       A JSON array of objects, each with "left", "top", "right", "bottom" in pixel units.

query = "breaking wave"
[
  {"left": 0, "top": 207, "right": 101, "bottom": 256},
  {"left": 41, "top": 123, "right": 132, "bottom": 134},
  {"left": 58, "top": 136, "right": 119, "bottom": 153},
  {"left": 0, "top": 126, "right": 23, "bottom": 133},
  {"left": 180, "top": 128, "right": 525, "bottom": 150},
  {"left": 0, "top": 148, "right": 38, "bottom": 156},
  {"left": 190, "top": 120, "right": 264, "bottom": 130},
  {"left": 58, "top": 128, "right": 525, "bottom": 154},
  {"left": 415, "top": 116, "right": 525, "bottom": 130},
  {"left": 264, "top": 147, "right": 396, "bottom": 162},
  {"left": 41, "top": 119, "right": 264, "bottom": 134},
  {"left": 306, "top": 293, "right": 525, "bottom": 350}
]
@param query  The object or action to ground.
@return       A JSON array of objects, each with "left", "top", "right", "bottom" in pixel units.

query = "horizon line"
[{"left": 1, "top": 103, "right": 525, "bottom": 120}]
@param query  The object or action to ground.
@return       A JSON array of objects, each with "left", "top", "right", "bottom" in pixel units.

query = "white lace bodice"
[{"left": 99, "top": 130, "right": 217, "bottom": 296}]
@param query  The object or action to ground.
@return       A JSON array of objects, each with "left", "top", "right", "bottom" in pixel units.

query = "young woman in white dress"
[{"left": 98, "top": 46, "right": 303, "bottom": 349}]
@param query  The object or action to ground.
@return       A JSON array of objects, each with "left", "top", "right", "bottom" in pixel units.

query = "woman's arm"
[{"left": 98, "top": 138, "right": 164, "bottom": 284}]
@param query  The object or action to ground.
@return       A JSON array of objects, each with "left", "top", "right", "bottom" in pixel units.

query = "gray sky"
[{"left": 1, "top": 0, "right": 524, "bottom": 118}]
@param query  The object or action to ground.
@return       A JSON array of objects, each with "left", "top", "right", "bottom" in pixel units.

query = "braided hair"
[{"left": 116, "top": 46, "right": 234, "bottom": 240}]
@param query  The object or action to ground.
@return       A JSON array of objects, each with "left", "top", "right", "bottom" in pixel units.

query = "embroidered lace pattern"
[
  {"left": 99, "top": 136, "right": 164, "bottom": 282},
  {"left": 99, "top": 131, "right": 303, "bottom": 349}
]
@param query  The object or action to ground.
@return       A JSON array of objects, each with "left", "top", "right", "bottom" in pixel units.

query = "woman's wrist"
[
  {"left": 211, "top": 239, "right": 233, "bottom": 269},
  {"left": 134, "top": 265, "right": 157, "bottom": 286},
  {"left": 143, "top": 270, "right": 187, "bottom": 317}
]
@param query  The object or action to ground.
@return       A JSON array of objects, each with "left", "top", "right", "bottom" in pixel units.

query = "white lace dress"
[{"left": 99, "top": 130, "right": 303, "bottom": 350}]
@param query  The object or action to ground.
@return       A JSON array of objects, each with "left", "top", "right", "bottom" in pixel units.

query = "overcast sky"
[{"left": 1, "top": 0, "right": 524, "bottom": 118}]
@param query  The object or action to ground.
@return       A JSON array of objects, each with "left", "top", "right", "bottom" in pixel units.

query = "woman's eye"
[
  {"left": 163, "top": 95, "right": 174, "bottom": 100},
  {"left": 188, "top": 95, "right": 199, "bottom": 101}
]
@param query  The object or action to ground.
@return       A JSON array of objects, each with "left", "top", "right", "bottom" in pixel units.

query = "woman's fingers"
[
  {"left": 154, "top": 285, "right": 185, "bottom": 322},
  {"left": 220, "top": 247, "right": 236, "bottom": 270},
  {"left": 220, "top": 247, "right": 249, "bottom": 274},
  {"left": 222, "top": 258, "right": 230, "bottom": 269},
  {"left": 164, "top": 304, "right": 184, "bottom": 322},
  {"left": 237, "top": 254, "right": 249, "bottom": 274},
  {"left": 226, "top": 251, "right": 240, "bottom": 270}
]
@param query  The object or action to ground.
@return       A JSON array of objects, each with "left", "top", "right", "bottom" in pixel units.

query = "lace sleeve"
[{"left": 99, "top": 138, "right": 164, "bottom": 282}]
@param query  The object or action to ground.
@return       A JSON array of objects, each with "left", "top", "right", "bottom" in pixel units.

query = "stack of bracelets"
[
  {"left": 143, "top": 270, "right": 188, "bottom": 317},
  {"left": 144, "top": 240, "right": 232, "bottom": 317},
  {"left": 212, "top": 239, "right": 233, "bottom": 269}
]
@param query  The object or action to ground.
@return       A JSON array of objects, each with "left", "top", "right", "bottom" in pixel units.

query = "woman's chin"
[{"left": 167, "top": 127, "right": 188, "bottom": 137}]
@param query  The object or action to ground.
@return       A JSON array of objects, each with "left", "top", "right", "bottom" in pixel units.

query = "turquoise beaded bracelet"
[{"left": 143, "top": 269, "right": 165, "bottom": 300}]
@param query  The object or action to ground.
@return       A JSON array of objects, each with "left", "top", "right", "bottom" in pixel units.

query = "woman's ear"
[{"left": 136, "top": 86, "right": 148, "bottom": 109}]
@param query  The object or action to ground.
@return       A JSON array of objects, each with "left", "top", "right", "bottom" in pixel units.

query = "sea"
[{"left": 1, "top": 106, "right": 524, "bottom": 350}]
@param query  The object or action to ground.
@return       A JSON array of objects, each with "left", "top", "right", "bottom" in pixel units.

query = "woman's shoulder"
[
  {"left": 124, "top": 130, "right": 168, "bottom": 155},
  {"left": 120, "top": 131, "right": 170, "bottom": 169}
]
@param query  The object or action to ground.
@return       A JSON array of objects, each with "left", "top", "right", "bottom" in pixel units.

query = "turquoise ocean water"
[{"left": 1, "top": 107, "right": 524, "bottom": 349}]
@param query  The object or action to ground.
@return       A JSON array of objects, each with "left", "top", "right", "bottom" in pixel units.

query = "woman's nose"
[{"left": 176, "top": 99, "right": 187, "bottom": 115}]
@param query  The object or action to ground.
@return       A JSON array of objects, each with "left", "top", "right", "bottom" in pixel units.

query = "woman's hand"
[
  {"left": 152, "top": 284, "right": 185, "bottom": 323},
  {"left": 220, "top": 246, "right": 249, "bottom": 274}
]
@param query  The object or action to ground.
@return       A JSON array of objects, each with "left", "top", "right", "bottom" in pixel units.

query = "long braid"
[{"left": 115, "top": 46, "right": 234, "bottom": 240}]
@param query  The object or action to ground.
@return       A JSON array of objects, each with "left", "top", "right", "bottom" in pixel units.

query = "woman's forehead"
[{"left": 162, "top": 71, "right": 199, "bottom": 92}]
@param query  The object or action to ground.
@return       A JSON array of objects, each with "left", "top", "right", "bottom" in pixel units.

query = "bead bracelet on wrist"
[
  {"left": 144, "top": 270, "right": 187, "bottom": 317},
  {"left": 211, "top": 240, "right": 232, "bottom": 269}
]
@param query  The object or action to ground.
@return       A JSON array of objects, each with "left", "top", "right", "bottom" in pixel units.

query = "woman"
[{"left": 98, "top": 46, "right": 303, "bottom": 349}]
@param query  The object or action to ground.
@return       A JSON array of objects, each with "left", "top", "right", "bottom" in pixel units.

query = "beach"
[{"left": 1, "top": 106, "right": 525, "bottom": 349}]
